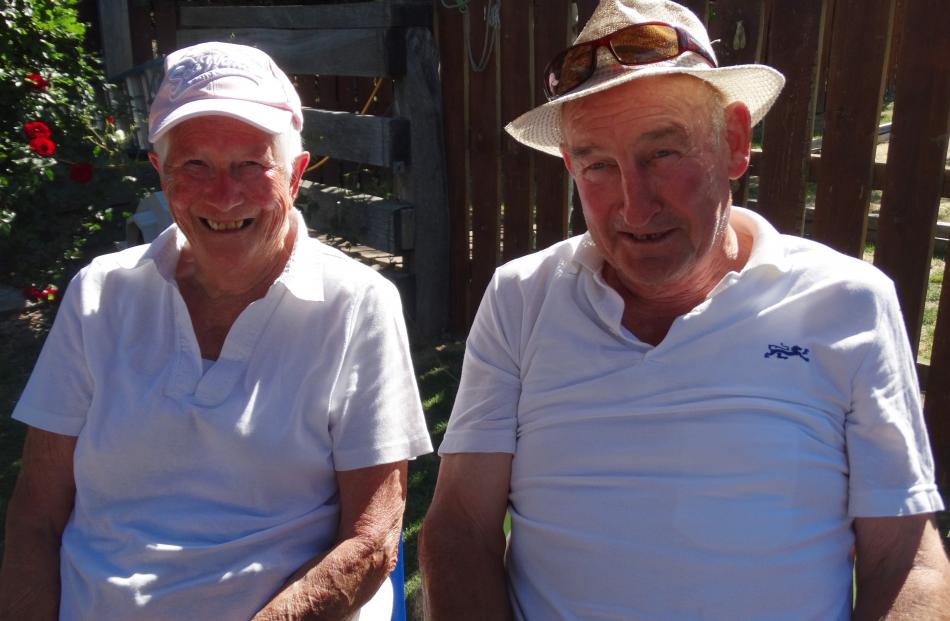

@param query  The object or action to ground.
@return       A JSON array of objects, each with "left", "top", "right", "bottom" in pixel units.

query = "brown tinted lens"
[
  {"left": 610, "top": 24, "right": 680, "bottom": 65},
  {"left": 551, "top": 44, "right": 596, "bottom": 96}
]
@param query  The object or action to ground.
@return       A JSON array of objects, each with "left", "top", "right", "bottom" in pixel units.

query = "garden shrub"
[{"left": 0, "top": 0, "right": 146, "bottom": 291}]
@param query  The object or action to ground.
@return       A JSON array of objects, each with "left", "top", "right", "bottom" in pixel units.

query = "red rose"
[
  {"left": 25, "top": 72, "right": 47, "bottom": 91},
  {"left": 23, "top": 121, "right": 51, "bottom": 139},
  {"left": 69, "top": 162, "right": 94, "bottom": 184},
  {"left": 106, "top": 115, "right": 115, "bottom": 126},
  {"left": 29, "top": 137, "right": 56, "bottom": 157}
]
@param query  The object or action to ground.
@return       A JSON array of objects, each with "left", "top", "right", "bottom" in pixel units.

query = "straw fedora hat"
[{"left": 505, "top": 0, "right": 785, "bottom": 157}]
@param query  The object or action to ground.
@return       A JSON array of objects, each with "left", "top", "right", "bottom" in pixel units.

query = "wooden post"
[
  {"left": 757, "top": 0, "right": 826, "bottom": 234},
  {"left": 467, "top": 0, "right": 501, "bottom": 317},
  {"left": 97, "top": 0, "right": 134, "bottom": 78},
  {"left": 394, "top": 28, "right": 450, "bottom": 338},
  {"left": 927, "top": 264, "right": 950, "bottom": 489},
  {"left": 153, "top": 0, "right": 177, "bottom": 54},
  {"left": 874, "top": 0, "right": 950, "bottom": 354},
  {"left": 500, "top": 0, "right": 532, "bottom": 261},
  {"left": 811, "top": 0, "right": 895, "bottom": 257}
]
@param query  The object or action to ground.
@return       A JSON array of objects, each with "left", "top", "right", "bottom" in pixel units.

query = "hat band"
[{"left": 543, "top": 22, "right": 717, "bottom": 100}]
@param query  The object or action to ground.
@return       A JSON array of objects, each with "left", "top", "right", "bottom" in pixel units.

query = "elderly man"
[
  {"left": 420, "top": 1, "right": 950, "bottom": 619},
  {"left": 0, "top": 42, "right": 431, "bottom": 620}
]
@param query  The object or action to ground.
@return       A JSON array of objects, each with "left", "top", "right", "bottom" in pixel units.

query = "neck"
[{"left": 607, "top": 223, "right": 752, "bottom": 346}]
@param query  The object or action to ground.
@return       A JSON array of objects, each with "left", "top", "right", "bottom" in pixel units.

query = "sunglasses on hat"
[{"left": 543, "top": 22, "right": 718, "bottom": 100}]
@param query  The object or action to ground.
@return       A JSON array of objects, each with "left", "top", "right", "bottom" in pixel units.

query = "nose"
[
  {"left": 618, "top": 165, "right": 660, "bottom": 229},
  {"left": 204, "top": 169, "right": 243, "bottom": 213}
]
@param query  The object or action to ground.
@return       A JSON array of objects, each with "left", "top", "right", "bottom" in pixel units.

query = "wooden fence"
[
  {"left": 436, "top": 0, "right": 950, "bottom": 484},
  {"left": 100, "top": 0, "right": 948, "bottom": 483}
]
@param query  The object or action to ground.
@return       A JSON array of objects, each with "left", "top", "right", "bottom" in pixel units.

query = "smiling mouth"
[
  {"left": 626, "top": 230, "right": 672, "bottom": 242},
  {"left": 201, "top": 218, "right": 253, "bottom": 231}
]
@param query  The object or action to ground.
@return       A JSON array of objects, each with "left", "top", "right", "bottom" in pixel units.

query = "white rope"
[{"left": 445, "top": 0, "right": 500, "bottom": 72}]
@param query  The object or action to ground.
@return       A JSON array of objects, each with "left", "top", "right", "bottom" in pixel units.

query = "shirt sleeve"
[
  {"left": 12, "top": 271, "right": 94, "bottom": 436},
  {"left": 328, "top": 277, "right": 432, "bottom": 471},
  {"left": 846, "top": 278, "right": 944, "bottom": 517},
  {"left": 439, "top": 271, "right": 523, "bottom": 455}
]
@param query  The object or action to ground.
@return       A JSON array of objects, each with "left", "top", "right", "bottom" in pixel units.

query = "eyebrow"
[{"left": 564, "top": 124, "right": 690, "bottom": 159}]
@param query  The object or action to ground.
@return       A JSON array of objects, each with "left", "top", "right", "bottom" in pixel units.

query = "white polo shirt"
[
  {"left": 441, "top": 207, "right": 942, "bottom": 621},
  {"left": 13, "top": 211, "right": 433, "bottom": 620}
]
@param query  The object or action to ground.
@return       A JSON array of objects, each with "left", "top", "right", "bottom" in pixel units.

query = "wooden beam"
[
  {"left": 874, "top": 0, "right": 950, "bottom": 353},
  {"left": 299, "top": 182, "right": 413, "bottom": 254},
  {"left": 175, "top": 28, "right": 406, "bottom": 77},
  {"left": 153, "top": 0, "right": 177, "bottom": 55},
  {"left": 757, "top": 0, "right": 825, "bottom": 234},
  {"left": 301, "top": 108, "right": 409, "bottom": 168},
  {"left": 178, "top": 3, "right": 432, "bottom": 30},
  {"left": 926, "top": 257, "right": 950, "bottom": 490},
  {"left": 811, "top": 0, "right": 895, "bottom": 257},
  {"left": 97, "top": 0, "right": 133, "bottom": 78},
  {"left": 500, "top": 0, "right": 532, "bottom": 260}
]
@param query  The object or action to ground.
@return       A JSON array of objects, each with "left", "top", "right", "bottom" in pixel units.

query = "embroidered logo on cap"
[
  {"left": 764, "top": 343, "right": 810, "bottom": 362},
  {"left": 166, "top": 53, "right": 263, "bottom": 102}
]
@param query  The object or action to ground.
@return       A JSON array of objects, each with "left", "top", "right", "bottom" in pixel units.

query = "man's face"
[
  {"left": 560, "top": 75, "right": 748, "bottom": 298},
  {"left": 149, "top": 116, "right": 307, "bottom": 278}
]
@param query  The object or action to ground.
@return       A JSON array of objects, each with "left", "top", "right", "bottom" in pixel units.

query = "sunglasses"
[{"left": 543, "top": 22, "right": 718, "bottom": 100}]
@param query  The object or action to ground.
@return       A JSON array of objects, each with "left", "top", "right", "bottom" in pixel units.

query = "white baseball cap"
[{"left": 148, "top": 41, "right": 303, "bottom": 143}]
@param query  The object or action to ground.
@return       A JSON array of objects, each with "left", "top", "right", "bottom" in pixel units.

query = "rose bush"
[{"left": 0, "top": 0, "right": 149, "bottom": 291}]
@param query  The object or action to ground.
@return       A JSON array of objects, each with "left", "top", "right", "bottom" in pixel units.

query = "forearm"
[
  {"left": 853, "top": 563, "right": 950, "bottom": 620},
  {"left": 252, "top": 534, "right": 396, "bottom": 621},
  {"left": 419, "top": 520, "right": 513, "bottom": 621},
  {"left": 0, "top": 502, "right": 64, "bottom": 620}
]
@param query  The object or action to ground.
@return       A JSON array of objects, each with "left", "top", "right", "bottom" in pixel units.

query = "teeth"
[
  {"left": 631, "top": 231, "right": 666, "bottom": 241},
  {"left": 206, "top": 219, "right": 249, "bottom": 231}
]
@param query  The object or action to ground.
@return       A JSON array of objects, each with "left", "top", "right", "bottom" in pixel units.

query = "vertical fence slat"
[
  {"left": 128, "top": 0, "right": 153, "bottom": 64},
  {"left": 568, "top": 0, "right": 600, "bottom": 236},
  {"left": 468, "top": 0, "right": 501, "bottom": 316},
  {"left": 533, "top": 0, "right": 570, "bottom": 250},
  {"left": 436, "top": 7, "right": 470, "bottom": 332},
  {"left": 927, "top": 263, "right": 950, "bottom": 488},
  {"left": 811, "top": 0, "right": 894, "bottom": 257},
  {"left": 757, "top": 0, "right": 825, "bottom": 234},
  {"left": 677, "top": 0, "right": 708, "bottom": 23},
  {"left": 706, "top": 0, "right": 763, "bottom": 68},
  {"left": 874, "top": 0, "right": 950, "bottom": 353},
  {"left": 500, "top": 1, "right": 532, "bottom": 261}
]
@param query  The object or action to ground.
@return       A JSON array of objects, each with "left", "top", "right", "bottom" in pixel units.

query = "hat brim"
[
  {"left": 148, "top": 98, "right": 295, "bottom": 143},
  {"left": 506, "top": 63, "right": 785, "bottom": 157}
]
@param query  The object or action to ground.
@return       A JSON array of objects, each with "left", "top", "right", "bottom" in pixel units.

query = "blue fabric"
[{"left": 390, "top": 535, "right": 406, "bottom": 621}]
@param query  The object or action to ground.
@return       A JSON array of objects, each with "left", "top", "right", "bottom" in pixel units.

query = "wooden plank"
[
  {"left": 178, "top": 3, "right": 432, "bottom": 30},
  {"left": 874, "top": 0, "right": 950, "bottom": 352},
  {"left": 576, "top": 0, "right": 600, "bottom": 29},
  {"left": 128, "top": 0, "right": 152, "bottom": 65},
  {"left": 757, "top": 0, "right": 825, "bottom": 234},
  {"left": 811, "top": 0, "right": 894, "bottom": 257},
  {"left": 301, "top": 108, "right": 409, "bottom": 168},
  {"left": 533, "top": 0, "right": 571, "bottom": 250},
  {"left": 294, "top": 75, "right": 318, "bottom": 108},
  {"left": 926, "top": 261, "right": 950, "bottom": 489},
  {"left": 468, "top": 0, "right": 501, "bottom": 318},
  {"left": 706, "top": 0, "right": 764, "bottom": 67},
  {"left": 97, "top": 0, "right": 134, "bottom": 79},
  {"left": 393, "top": 28, "right": 451, "bottom": 337},
  {"left": 300, "top": 182, "right": 413, "bottom": 254},
  {"left": 153, "top": 0, "right": 177, "bottom": 55},
  {"left": 500, "top": 0, "right": 532, "bottom": 261},
  {"left": 175, "top": 28, "right": 406, "bottom": 78},
  {"left": 570, "top": 0, "right": 599, "bottom": 238},
  {"left": 437, "top": 4, "right": 470, "bottom": 333}
]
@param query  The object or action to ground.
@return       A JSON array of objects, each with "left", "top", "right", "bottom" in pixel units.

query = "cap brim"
[
  {"left": 148, "top": 98, "right": 295, "bottom": 143},
  {"left": 506, "top": 63, "right": 785, "bottom": 157}
]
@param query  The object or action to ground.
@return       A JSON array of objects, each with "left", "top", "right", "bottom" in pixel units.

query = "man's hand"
[
  {"left": 419, "top": 452, "right": 514, "bottom": 621},
  {"left": 853, "top": 513, "right": 950, "bottom": 620},
  {"left": 251, "top": 460, "right": 406, "bottom": 621},
  {"left": 0, "top": 428, "right": 77, "bottom": 621}
]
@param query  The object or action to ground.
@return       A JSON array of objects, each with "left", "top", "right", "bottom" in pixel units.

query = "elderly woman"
[{"left": 0, "top": 42, "right": 431, "bottom": 620}]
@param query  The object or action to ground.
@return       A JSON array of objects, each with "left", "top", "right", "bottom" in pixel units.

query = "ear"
[
  {"left": 148, "top": 151, "right": 161, "bottom": 175},
  {"left": 723, "top": 102, "right": 752, "bottom": 180},
  {"left": 289, "top": 151, "right": 310, "bottom": 198},
  {"left": 559, "top": 145, "right": 576, "bottom": 177}
]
